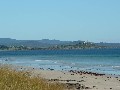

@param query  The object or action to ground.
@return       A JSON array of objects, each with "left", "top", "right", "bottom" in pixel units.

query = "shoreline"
[
  {"left": 20, "top": 66, "right": 120, "bottom": 90},
  {"left": 1, "top": 64, "right": 120, "bottom": 90}
]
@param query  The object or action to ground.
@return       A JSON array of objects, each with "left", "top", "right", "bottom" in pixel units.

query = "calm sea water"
[{"left": 0, "top": 49, "right": 120, "bottom": 75}]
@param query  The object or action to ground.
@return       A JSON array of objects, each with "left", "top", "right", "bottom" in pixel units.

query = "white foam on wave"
[
  {"left": 71, "top": 63, "right": 75, "bottom": 65},
  {"left": 35, "top": 60, "right": 42, "bottom": 62},
  {"left": 54, "top": 61, "right": 57, "bottom": 64},
  {"left": 112, "top": 66, "right": 120, "bottom": 68},
  {"left": 35, "top": 60, "right": 51, "bottom": 62}
]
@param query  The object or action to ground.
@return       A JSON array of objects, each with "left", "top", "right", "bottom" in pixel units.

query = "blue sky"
[{"left": 0, "top": 0, "right": 120, "bottom": 42}]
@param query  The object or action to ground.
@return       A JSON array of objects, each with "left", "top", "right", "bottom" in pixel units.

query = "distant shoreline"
[
  {"left": 0, "top": 48, "right": 120, "bottom": 51},
  {"left": 0, "top": 38, "right": 120, "bottom": 50}
]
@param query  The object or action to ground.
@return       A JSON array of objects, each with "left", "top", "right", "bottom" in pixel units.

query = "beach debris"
[{"left": 65, "top": 83, "right": 90, "bottom": 90}]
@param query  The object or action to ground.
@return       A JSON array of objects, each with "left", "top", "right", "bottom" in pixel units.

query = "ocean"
[{"left": 0, "top": 49, "right": 120, "bottom": 75}]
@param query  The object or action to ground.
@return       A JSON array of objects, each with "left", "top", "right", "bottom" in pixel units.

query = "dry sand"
[
  {"left": 29, "top": 68, "right": 120, "bottom": 90},
  {"left": 13, "top": 65, "right": 120, "bottom": 90}
]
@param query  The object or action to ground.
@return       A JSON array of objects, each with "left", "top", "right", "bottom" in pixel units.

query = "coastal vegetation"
[
  {"left": 0, "top": 42, "right": 107, "bottom": 51},
  {"left": 49, "top": 42, "right": 107, "bottom": 50},
  {"left": 0, "top": 65, "right": 65, "bottom": 90},
  {"left": 0, "top": 38, "right": 120, "bottom": 50}
]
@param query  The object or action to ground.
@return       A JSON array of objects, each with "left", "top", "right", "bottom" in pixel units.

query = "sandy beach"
[
  {"left": 1, "top": 48, "right": 120, "bottom": 90},
  {"left": 24, "top": 67, "right": 120, "bottom": 90}
]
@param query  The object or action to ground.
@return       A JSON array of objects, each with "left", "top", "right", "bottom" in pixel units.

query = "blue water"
[{"left": 0, "top": 49, "right": 120, "bottom": 75}]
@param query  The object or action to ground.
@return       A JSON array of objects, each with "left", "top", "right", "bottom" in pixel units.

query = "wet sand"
[{"left": 28, "top": 68, "right": 120, "bottom": 90}]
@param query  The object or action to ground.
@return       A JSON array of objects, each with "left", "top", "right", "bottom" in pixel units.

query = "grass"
[{"left": 0, "top": 65, "right": 65, "bottom": 90}]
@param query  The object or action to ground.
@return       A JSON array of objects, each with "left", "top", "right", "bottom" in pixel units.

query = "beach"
[
  {"left": 0, "top": 49, "right": 120, "bottom": 90},
  {"left": 28, "top": 68, "right": 120, "bottom": 90},
  {"left": 1, "top": 64, "right": 120, "bottom": 90}
]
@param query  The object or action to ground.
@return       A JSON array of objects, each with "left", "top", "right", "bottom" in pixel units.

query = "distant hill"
[
  {"left": 96, "top": 43, "right": 120, "bottom": 48},
  {"left": 0, "top": 38, "right": 120, "bottom": 48},
  {"left": 0, "top": 38, "right": 71, "bottom": 47}
]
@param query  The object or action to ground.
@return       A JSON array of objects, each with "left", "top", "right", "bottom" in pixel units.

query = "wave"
[
  {"left": 54, "top": 61, "right": 57, "bottom": 64},
  {"left": 35, "top": 60, "right": 42, "bottom": 62},
  {"left": 35, "top": 60, "right": 51, "bottom": 62},
  {"left": 112, "top": 66, "right": 120, "bottom": 68}
]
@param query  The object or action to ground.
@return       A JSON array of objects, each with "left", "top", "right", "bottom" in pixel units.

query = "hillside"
[{"left": 0, "top": 38, "right": 120, "bottom": 50}]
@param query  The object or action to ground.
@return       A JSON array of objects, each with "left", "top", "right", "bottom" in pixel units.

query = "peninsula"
[{"left": 0, "top": 38, "right": 120, "bottom": 50}]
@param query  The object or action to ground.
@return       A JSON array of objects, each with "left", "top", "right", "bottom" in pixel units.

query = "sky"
[{"left": 0, "top": 0, "right": 120, "bottom": 42}]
